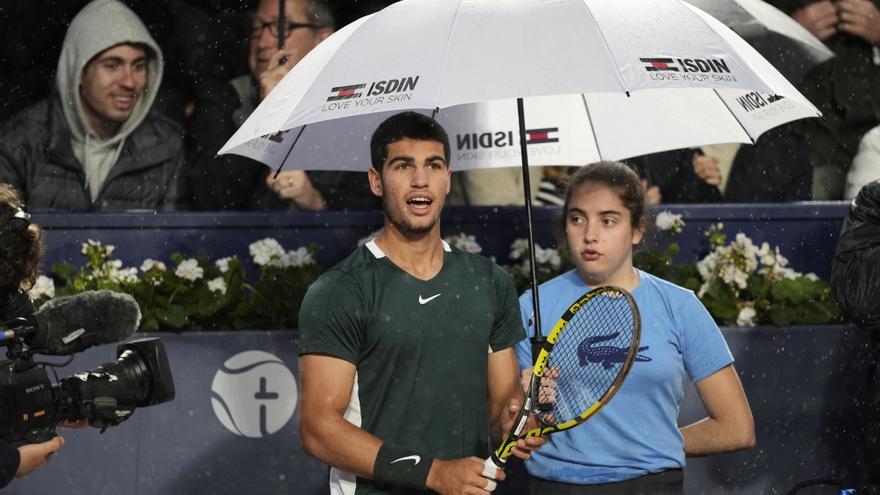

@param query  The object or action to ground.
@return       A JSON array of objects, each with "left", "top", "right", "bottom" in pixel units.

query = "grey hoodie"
[{"left": 56, "top": 0, "right": 163, "bottom": 201}]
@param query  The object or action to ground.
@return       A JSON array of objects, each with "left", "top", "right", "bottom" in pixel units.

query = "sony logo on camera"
[{"left": 23, "top": 384, "right": 46, "bottom": 394}]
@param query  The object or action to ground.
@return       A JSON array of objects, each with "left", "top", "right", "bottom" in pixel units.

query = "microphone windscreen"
[{"left": 30, "top": 290, "right": 142, "bottom": 354}]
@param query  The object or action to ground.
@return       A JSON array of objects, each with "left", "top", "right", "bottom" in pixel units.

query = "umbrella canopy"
[
  {"left": 685, "top": 0, "right": 834, "bottom": 82},
  {"left": 219, "top": 0, "right": 818, "bottom": 159},
  {"left": 222, "top": 89, "right": 817, "bottom": 173}
]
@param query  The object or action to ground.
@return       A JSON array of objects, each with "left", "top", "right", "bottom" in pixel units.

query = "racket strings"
[{"left": 539, "top": 290, "right": 636, "bottom": 425}]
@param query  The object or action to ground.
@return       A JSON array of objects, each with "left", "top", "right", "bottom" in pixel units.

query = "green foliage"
[
  {"left": 635, "top": 220, "right": 843, "bottom": 327},
  {"left": 44, "top": 239, "right": 320, "bottom": 332}
]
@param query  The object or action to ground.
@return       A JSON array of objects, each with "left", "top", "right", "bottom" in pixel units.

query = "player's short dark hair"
[
  {"left": 0, "top": 184, "right": 43, "bottom": 290},
  {"left": 561, "top": 161, "right": 646, "bottom": 230},
  {"left": 370, "top": 112, "right": 450, "bottom": 171}
]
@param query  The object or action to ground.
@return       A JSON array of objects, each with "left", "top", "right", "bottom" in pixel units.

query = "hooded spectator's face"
[
  {"left": 79, "top": 43, "right": 148, "bottom": 138},
  {"left": 248, "top": 0, "right": 331, "bottom": 78}
]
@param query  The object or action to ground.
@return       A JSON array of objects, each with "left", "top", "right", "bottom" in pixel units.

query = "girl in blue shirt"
[{"left": 515, "top": 161, "right": 754, "bottom": 494}]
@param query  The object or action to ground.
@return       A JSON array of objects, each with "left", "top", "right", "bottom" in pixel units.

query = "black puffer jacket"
[
  {"left": 0, "top": 97, "right": 187, "bottom": 212},
  {"left": 831, "top": 180, "right": 880, "bottom": 493}
]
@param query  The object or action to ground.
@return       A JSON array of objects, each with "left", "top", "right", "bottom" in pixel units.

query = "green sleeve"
[
  {"left": 490, "top": 263, "right": 527, "bottom": 352},
  {"left": 297, "top": 269, "right": 365, "bottom": 364}
]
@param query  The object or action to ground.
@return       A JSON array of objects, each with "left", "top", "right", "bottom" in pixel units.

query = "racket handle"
[
  {"left": 530, "top": 335, "right": 547, "bottom": 365},
  {"left": 483, "top": 456, "right": 502, "bottom": 478}
]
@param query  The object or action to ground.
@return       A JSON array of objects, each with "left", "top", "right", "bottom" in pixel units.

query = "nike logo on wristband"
[
  {"left": 418, "top": 294, "right": 441, "bottom": 304},
  {"left": 390, "top": 455, "right": 421, "bottom": 465}
]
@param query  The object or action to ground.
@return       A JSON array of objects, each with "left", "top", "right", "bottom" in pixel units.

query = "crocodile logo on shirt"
[{"left": 577, "top": 332, "right": 651, "bottom": 369}]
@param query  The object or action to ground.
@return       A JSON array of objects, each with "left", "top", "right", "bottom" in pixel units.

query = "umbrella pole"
[
  {"left": 516, "top": 97, "right": 545, "bottom": 364},
  {"left": 277, "top": 0, "right": 286, "bottom": 50}
]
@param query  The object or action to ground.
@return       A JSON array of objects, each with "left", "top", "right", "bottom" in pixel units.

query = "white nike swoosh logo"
[
  {"left": 391, "top": 455, "right": 421, "bottom": 465},
  {"left": 418, "top": 293, "right": 441, "bottom": 304}
]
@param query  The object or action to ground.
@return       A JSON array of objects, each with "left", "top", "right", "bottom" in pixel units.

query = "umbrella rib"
[
  {"left": 580, "top": 93, "right": 603, "bottom": 162},
  {"left": 574, "top": 1, "right": 632, "bottom": 94},
  {"left": 273, "top": 124, "right": 309, "bottom": 178},
  {"left": 712, "top": 88, "right": 756, "bottom": 144},
  {"left": 434, "top": 0, "right": 466, "bottom": 109}
]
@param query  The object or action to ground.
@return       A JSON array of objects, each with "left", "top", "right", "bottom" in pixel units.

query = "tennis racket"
[{"left": 485, "top": 285, "right": 642, "bottom": 474}]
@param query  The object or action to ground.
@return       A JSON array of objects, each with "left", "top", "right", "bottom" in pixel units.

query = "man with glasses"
[{"left": 187, "top": 0, "right": 378, "bottom": 212}]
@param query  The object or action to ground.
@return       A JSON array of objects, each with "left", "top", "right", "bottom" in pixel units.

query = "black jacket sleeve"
[
  {"left": 641, "top": 148, "right": 724, "bottom": 203},
  {"left": 185, "top": 79, "right": 266, "bottom": 211},
  {"left": 831, "top": 181, "right": 880, "bottom": 329},
  {"left": 0, "top": 439, "right": 20, "bottom": 488}
]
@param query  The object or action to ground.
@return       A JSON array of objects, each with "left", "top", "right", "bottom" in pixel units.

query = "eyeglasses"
[
  {"left": 250, "top": 18, "right": 326, "bottom": 39},
  {"left": 0, "top": 209, "right": 30, "bottom": 248}
]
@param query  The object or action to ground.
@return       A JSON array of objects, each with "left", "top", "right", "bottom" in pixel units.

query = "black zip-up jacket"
[{"left": 831, "top": 181, "right": 880, "bottom": 491}]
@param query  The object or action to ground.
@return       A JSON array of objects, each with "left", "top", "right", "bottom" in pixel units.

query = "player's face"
[
  {"left": 565, "top": 182, "right": 643, "bottom": 287},
  {"left": 369, "top": 138, "right": 451, "bottom": 235},
  {"left": 79, "top": 44, "right": 147, "bottom": 138}
]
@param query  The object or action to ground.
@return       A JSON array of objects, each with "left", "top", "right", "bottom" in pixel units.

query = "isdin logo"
[{"left": 210, "top": 350, "right": 298, "bottom": 438}]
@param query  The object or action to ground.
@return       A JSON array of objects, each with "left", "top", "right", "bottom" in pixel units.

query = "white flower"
[
  {"left": 736, "top": 306, "right": 757, "bottom": 327},
  {"left": 732, "top": 268, "right": 749, "bottom": 289},
  {"left": 805, "top": 272, "right": 819, "bottom": 281},
  {"left": 696, "top": 252, "right": 717, "bottom": 281},
  {"left": 215, "top": 257, "right": 234, "bottom": 273},
  {"left": 175, "top": 258, "right": 204, "bottom": 281},
  {"left": 28, "top": 275, "right": 55, "bottom": 299},
  {"left": 140, "top": 259, "right": 167, "bottom": 272},
  {"left": 249, "top": 238, "right": 285, "bottom": 266},
  {"left": 534, "top": 245, "right": 561, "bottom": 270},
  {"left": 444, "top": 233, "right": 482, "bottom": 254},
  {"left": 113, "top": 267, "right": 139, "bottom": 284},
  {"left": 509, "top": 239, "right": 530, "bottom": 260},
  {"left": 207, "top": 277, "right": 227, "bottom": 295},
  {"left": 655, "top": 211, "right": 685, "bottom": 234},
  {"left": 281, "top": 247, "right": 314, "bottom": 268}
]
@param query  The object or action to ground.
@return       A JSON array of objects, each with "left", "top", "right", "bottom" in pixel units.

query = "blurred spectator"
[
  {"left": 830, "top": 180, "right": 880, "bottom": 493},
  {"left": 186, "top": 0, "right": 378, "bottom": 211},
  {"left": 0, "top": 0, "right": 186, "bottom": 211},
  {"left": 533, "top": 166, "right": 573, "bottom": 206},
  {"left": 847, "top": 125, "right": 880, "bottom": 199},
  {"left": 448, "top": 168, "right": 543, "bottom": 206},
  {"left": 769, "top": 0, "right": 880, "bottom": 200},
  {"left": 638, "top": 124, "right": 811, "bottom": 203}
]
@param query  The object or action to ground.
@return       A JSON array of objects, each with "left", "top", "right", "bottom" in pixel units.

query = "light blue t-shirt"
[{"left": 515, "top": 269, "right": 733, "bottom": 484}]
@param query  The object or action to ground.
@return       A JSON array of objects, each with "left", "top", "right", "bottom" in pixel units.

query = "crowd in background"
[{"left": 0, "top": 0, "right": 879, "bottom": 213}]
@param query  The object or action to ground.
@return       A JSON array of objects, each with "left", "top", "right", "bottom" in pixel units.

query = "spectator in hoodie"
[{"left": 0, "top": 0, "right": 186, "bottom": 211}]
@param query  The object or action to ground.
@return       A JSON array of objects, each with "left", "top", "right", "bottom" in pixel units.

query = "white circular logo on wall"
[{"left": 210, "top": 350, "right": 297, "bottom": 438}]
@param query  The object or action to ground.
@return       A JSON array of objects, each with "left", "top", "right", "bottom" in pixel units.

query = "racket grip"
[
  {"left": 483, "top": 456, "right": 502, "bottom": 479},
  {"left": 530, "top": 335, "right": 547, "bottom": 365}
]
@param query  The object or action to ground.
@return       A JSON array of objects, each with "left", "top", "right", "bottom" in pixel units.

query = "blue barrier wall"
[
  {"left": 34, "top": 202, "right": 850, "bottom": 278},
  {"left": 5, "top": 327, "right": 871, "bottom": 495}
]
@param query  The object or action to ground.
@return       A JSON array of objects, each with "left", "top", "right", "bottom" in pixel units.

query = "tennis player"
[{"left": 298, "top": 111, "right": 544, "bottom": 495}]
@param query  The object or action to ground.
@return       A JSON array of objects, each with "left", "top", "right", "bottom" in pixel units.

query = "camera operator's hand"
[{"left": 16, "top": 436, "right": 63, "bottom": 478}]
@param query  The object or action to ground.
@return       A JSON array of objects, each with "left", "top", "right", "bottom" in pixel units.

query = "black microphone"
[{"left": 22, "top": 290, "right": 141, "bottom": 355}]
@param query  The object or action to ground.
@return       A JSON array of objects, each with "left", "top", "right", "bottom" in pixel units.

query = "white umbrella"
[
  {"left": 218, "top": 0, "right": 820, "bottom": 356},
  {"left": 223, "top": 89, "right": 817, "bottom": 172}
]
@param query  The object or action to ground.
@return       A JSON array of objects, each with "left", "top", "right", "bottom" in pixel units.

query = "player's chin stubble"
[{"left": 382, "top": 195, "right": 437, "bottom": 235}]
